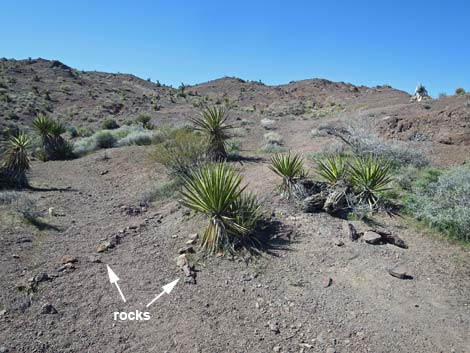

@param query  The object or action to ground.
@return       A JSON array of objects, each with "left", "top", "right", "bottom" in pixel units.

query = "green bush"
[
  {"left": 455, "top": 87, "right": 466, "bottom": 95},
  {"left": 151, "top": 129, "right": 207, "bottom": 177},
  {"left": 94, "top": 131, "right": 116, "bottom": 149},
  {"left": 101, "top": 118, "right": 120, "bottom": 130},
  {"left": 404, "top": 166, "right": 470, "bottom": 242},
  {"left": 135, "top": 114, "right": 153, "bottom": 129}
]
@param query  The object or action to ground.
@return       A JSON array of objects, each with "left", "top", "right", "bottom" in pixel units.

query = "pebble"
[
  {"left": 388, "top": 266, "right": 413, "bottom": 280},
  {"left": 0, "top": 346, "right": 8, "bottom": 353},
  {"left": 41, "top": 303, "right": 58, "bottom": 314},
  {"left": 334, "top": 238, "right": 344, "bottom": 247},
  {"left": 33, "top": 272, "right": 50, "bottom": 283},
  {"left": 60, "top": 255, "right": 77, "bottom": 264},
  {"left": 363, "top": 231, "right": 382, "bottom": 245},
  {"left": 57, "top": 263, "right": 75, "bottom": 272},
  {"left": 178, "top": 246, "right": 194, "bottom": 254},
  {"left": 269, "top": 321, "right": 280, "bottom": 334},
  {"left": 323, "top": 277, "right": 333, "bottom": 288},
  {"left": 97, "top": 244, "right": 108, "bottom": 253},
  {"left": 188, "top": 233, "right": 198, "bottom": 240},
  {"left": 176, "top": 254, "right": 188, "bottom": 268},
  {"left": 273, "top": 346, "right": 281, "bottom": 352},
  {"left": 185, "top": 239, "right": 197, "bottom": 245}
]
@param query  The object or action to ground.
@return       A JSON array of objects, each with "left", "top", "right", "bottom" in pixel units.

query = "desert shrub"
[
  {"left": 260, "top": 118, "right": 275, "bottom": 130},
  {"left": 455, "top": 87, "right": 466, "bottom": 95},
  {"left": 180, "top": 163, "right": 262, "bottom": 254},
  {"left": 94, "top": 131, "right": 116, "bottom": 149},
  {"left": 317, "top": 126, "right": 428, "bottom": 169},
  {"left": 348, "top": 155, "right": 393, "bottom": 209},
  {"left": 404, "top": 166, "right": 470, "bottom": 242},
  {"left": 191, "top": 106, "right": 232, "bottom": 161},
  {"left": 118, "top": 130, "right": 154, "bottom": 146},
  {"left": 151, "top": 129, "right": 207, "bottom": 178},
  {"left": 264, "top": 132, "right": 283, "bottom": 146},
  {"left": 101, "top": 118, "right": 119, "bottom": 130},
  {"left": 135, "top": 114, "right": 154, "bottom": 129},
  {"left": 270, "top": 152, "right": 307, "bottom": 197},
  {"left": 314, "top": 155, "right": 348, "bottom": 186},
  {"left": 226, "top": 139, "right": 241, "bottom": 158},
  {"left": 1, "top": 132, "right": 31, "bottom": 189},
  {"left": 67, "top": 125, "right": 78, "bottom": 138}
]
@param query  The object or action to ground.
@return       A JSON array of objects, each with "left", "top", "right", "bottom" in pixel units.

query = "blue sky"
[{"left": 1, "top": 0, "right": 469, "bottom": 96}]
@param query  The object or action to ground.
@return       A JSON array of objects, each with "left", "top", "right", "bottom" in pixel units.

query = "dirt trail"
[{"left": 1, "top": 147, "right": 469, "bottom": 353}]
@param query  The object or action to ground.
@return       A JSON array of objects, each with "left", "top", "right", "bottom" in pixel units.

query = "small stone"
[
  {"left": 97, "top": 244, "right": 108, "bottom": 253},
  {"left": 188, "top": 233, "right": 198, "bottom": 240},
  {"left": 269, "top": 321, "right": 280, "bottom": 334},
  {"left": 0, "top": 346, "right": 9, "bottom": 353},
  {"left": 178, "top": 246, "right": 194, "bottom": 254},
  {"left": 184, "top": 276, "right": 196, "bottom": 284},
  {"left": 388, "top": 266, "right": 413, "bottom": 280},
  {"left": 57, "top": 263, "right": 75, "bottom": 272},
  {"left": 41, "top": 303, "right": 58, "bottom": 314},
  {"left": 176, "top": 254, "right": 188, "bottom": 268},
  {"left": 171, "top": 234, "right": 178, "bottom": 238},
  {"left": 323, "top": 277, "right": 333, "bottom": 288},
  {"left": 33, "top": 272, "right": 50, "bottom": 283},
  {"left": 215, "top": 252, "right": 224, "bottom": 258},
  {"left": 343, "top": 221, "right": 359, "bottom": 241},
  {"left": 299, "top": 343, "right": 313, "bottom": 348},
  {"left": 60, "top": 255, "right": 77, "bottom": 264},
  {"left": 0, "top": 309, "right": 6, "bottom": 316},
  {"left": 334, "top": 238, "right": 344, "bottom": 247},
  {"left": 12, "top": 254, "right": 20, "bottom": 259},
  {"left": 186, "top": 239, "right": 197, "bottom": 245},
  {"left": 363, "top": 231, "right": 382, "bottom": 245},
  {"left": 182, "top": 264, "right": 192, "bottom": 277},
  {"left": 273, "top": 346, "right": 281, "bottom": 352},
  {"left": 100, "top": 170, "right": 109, "bottom": 175}
]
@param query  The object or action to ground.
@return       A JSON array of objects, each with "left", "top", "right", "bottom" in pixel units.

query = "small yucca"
[
  {"left": 180, "top": 163, "right": 261, "bottom": 254},
  {"left": 315, "top": 155, "right": 348, "bottom": 185},
  {"left": 348, "top": 155, "right": 393, "bottom": 209},
  {"left": 270, "top": 152, "right": 307, "bottom": 197},
  {"left": 2, "top": 132, "right": 31, "bottom": 188},
  {"left": 191, "top": 106, "right": 232, "bottom": 161}
]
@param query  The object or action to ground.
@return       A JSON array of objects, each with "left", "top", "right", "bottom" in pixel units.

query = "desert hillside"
[{"left": 0, "top": 59, "right": 469, "bottom": 353}]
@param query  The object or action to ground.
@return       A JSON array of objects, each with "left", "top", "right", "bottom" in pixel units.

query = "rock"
[
  {"left": 57, "top": 263, "right": 75, "bottom": 272},
  {"left": 188, "top": 233, "right": 198, "bottom": 240},
  {"left": 0, "top": 309, "right": 6, "bottom": 316},
  {"left": 363, "top": 231, "right": 383, "bottom": 245},
  {"left": 33, "top": 272, "right": 50, "bottom": 283},
  {"left": 269, "top": 321, "right": 280, "bottom": 334},
  {"left": 333, "top": 238, "right": 344, "bottom": 247},
  {"left": 185, "top": 239, "right": 197, "bottom": 245},
  {"left": 377, "top": 231, "right": 408, "bottom": 249},
  {"left": 388, "top": 266, "right": 413, "bottom": 280},
  {"left": 178, "top": 246, "right": 194, "bottom": 254},
  {"left": 323, "top": 277, "right": 333, "bottom": 288},
  {"left": 184, "top": 276, "right": 196, "bottom": 284},
  {"left": 41, "top": 303, "right": 58, "bottom": 314},
  {"left": 97, "top": 244, "right": 108, "bottom": 253},
  {"left": 100, "top": 170, "right": 109, "bottom": 175},
  {"left": 60, "top": 255, "right": 77, "bottom": 264},
  {"left": 12, "top": 254, "right": 20, "bottom": 259},
  {"left": 0, "top": 346, "right": 9, "bottom": 353},
  {"left": 300, "top": 194, "right": 325, "bottom": 213},
  {"left": 343, "top": 221, "right": 359, "bottom": 241},
  {"left": 176, "top": 254, "right": 188, "bottom": 268},
  {"left": 182, "top": 265, "right": 192, "bottom": 277},
  {"left": 299, "top": 343, "right": 313, "bottom": 348},
  {"left": 273, "top": 346, "right": 282, "bottom": 352}
]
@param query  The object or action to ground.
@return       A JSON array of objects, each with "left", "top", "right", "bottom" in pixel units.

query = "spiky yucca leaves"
[
  {"left": 191, "top": 106, "right": 232, "bottom": 161},
  {"left": 270, "top": 152, "right": 307, "bottom": 197},
  {"left": 315, "top": 155, "right": 348, "bottom": 185},
  {"left": 348, "top": 155, "right": 393, "bottom": 209},
  {"left": 32, "top": 115, "right": 72, "bottom": 160},
  {"left": 1, "top": 132, "right": 31, "bottom": 188},
  {"left": 180, "top": 163, "right": 261, "bottom": 254}
]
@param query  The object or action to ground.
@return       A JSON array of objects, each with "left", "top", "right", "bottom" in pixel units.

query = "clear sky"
[{"left": 1, "top": 0, "right": 469, "bottom": 96}]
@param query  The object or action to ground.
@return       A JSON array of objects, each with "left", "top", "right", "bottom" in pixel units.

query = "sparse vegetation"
[
  {"left": 180, "top": 163, "right": 261, "bottom": 254},
  {"left": 260, "top": 118, "right": 275, "bottom": 130},
  {"left": 455, "top": 87, "right": 466, "bottom": 95},
  {"left": 403, "top": 166, "right": 470, "bottom": 242},
  {"left": 101, "top": 118, "right": 120, "bottom": 130}
]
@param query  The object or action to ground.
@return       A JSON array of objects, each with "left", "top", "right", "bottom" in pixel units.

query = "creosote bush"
[{"left": 180, "top": 163, "right": 261, "bottom": 254}]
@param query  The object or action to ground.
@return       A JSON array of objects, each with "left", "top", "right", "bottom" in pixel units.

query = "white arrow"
[
  {"left": 106, "top": 265, "right": 127, "bottom": 303},
  {"left": 146, "top": 278, "right": 180, "bottom": 308}
]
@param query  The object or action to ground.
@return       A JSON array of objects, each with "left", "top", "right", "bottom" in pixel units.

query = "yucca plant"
[
  {"left": 315, "top": 155, "right": 348, "bottom": 185},
  {"left": 1, "top": 132, "right": 31, "bottom": 188},
  {"left": 32, "top": 115, "right": 72, "bottom": 160},
  {"left": 348, "top": 155, "right": 393, "bottom": 209},
  {"left": 191, "top": 106, "right": 232, "bottom": 161},
  {"left": 180, "top": 163, "right": 260, "bottom": 254},
  {"left": 270, "top": 152, "right": 307, "bottom": 197}
]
